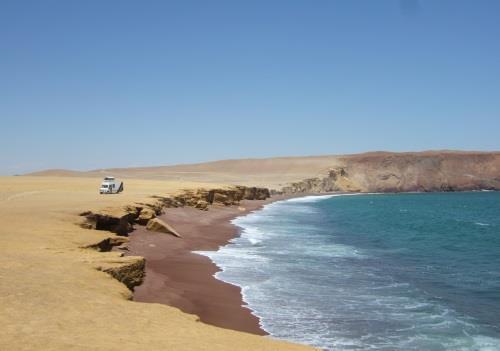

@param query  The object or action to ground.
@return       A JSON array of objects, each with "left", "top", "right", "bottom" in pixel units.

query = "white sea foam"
[
  {"left": 284, "top": 194, "right": 341, "bottom": 203},
  {"left": 195, "top": 248, "right": 270, "bottom": 264},
  {"left": 437, "top": 335, "right": 500, "bottom": 351},
  {"left": 301, "top": 243, "right": 365, "bottom": 258},
  {"left": 239, "top": 225, "right": 266, "bottom": 245},
  {"left": 468, "top": 335, "right": 500, "bottom": 351},
  {"left": 284, "top": 192, "right": 379, "bottom": 204},
  {"left": 194, "top": 192, "right": 500, "bottom": 351}
]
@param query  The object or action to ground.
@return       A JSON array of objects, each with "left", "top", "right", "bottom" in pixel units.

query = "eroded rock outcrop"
[
  {"left": 96, "top": 256, "right": 146, "bottom": 291},
  {"left": 80, "top": 210, "right": 135, "bottom": 236},
  {"left": 79, "top": 185, "right": 271, "bottom": 291},
  {"left": 80, "top": 199, "right": 166, "bottom": 236},
  {"left": 146, "top": 218, "right": 181, "bottom": 237},
  {"left": 206, "top": 187, "right": 270, "bottom": 205},
  {"left": 282, "top": 167, "right": 361, "bottom": 194},
  {"left": 86, "top": 236, "right": 129, "bottom": 252},
  {"left": 80, "top": 185, "right": 271, "bottom": 237},
  {"left": 137, "top": 207, "right": 156, "bottom": 225},
  {"left": 281, "top": 152, "right": 500, "bottom": 194},
  {"left": 172, "top": 186, "right": 270, "bottom": 208}
]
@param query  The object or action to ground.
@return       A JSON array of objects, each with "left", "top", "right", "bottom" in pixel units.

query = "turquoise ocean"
[{"left": 198, "top": 192, "right": 500, "bottom": 350}]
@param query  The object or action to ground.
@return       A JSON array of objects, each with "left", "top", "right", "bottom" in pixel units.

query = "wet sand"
[{"left": 127, "top": 197, "right": 287, "bottom": 335}]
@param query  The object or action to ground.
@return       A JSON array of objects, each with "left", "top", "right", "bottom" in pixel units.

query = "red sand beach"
[{"left": 126, "top": 197, "right": 286, "bottom": 335}]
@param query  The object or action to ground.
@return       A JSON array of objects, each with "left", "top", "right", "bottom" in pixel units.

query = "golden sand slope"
[
  {"left": 28, "top": 151, "right": 500, "bottom": 191},
  {"left": 0, "top": 176, "right": 313, "bottom": 351},
  {"left": 28, "top": 155, "right": 344, "bottom": 188}
]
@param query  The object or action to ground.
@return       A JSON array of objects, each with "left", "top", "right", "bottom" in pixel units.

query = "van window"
[{"left": 101, "top": 184, "right": 108, "bottom": 188}]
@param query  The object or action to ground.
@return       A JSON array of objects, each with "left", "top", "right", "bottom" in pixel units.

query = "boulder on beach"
[
  {"left": 195, "top": 200, "right": 209, "bottom": 210},
  {"left": 137, "top": 207, "right": 156, "bottom": 224},
  {"left": 146, "top": 218, "right": 181, "bottom": 237}
]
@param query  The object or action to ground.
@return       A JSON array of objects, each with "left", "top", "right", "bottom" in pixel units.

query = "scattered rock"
[
  {"left": 195, "top": 200, "right": 209, "bottom": 210},
  {"left": 146, "top": 218, "right": 181, "bottom": 238},
  {"left": 136, "top": 207, "right": 156, "bottom": 225}
]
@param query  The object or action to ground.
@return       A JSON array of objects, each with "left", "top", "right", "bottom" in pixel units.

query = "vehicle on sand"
[{"left": 99, "top": 176, "right": 123, "bottom": 194}]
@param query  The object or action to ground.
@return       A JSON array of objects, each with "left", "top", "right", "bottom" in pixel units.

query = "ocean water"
[{"left": 197, "top": 192, "right": 500, "bottom": 351}]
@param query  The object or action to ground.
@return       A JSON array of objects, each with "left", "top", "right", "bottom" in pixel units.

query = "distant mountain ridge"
[{"left": 28, "top": 150, "right": 500, "bottom": 192}]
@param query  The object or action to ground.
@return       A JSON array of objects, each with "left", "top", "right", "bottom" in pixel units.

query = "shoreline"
[
  {"left": 126, "top": 194, "right": 295, "bottom": 335},
  {"left": 124, "top": 190, "right": 497, "bottom": 336},
  {"left": 0, "top": 176, "right": 315, "bottom": 351}
]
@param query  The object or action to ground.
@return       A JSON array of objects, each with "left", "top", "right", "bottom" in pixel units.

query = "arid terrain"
[
  {"left": 0, "top": 176, "right": 312, "bottom": 350},
  {"left": 2, "top": 150, "right": 499, "bottom": 350},
  {"left": 30, "top": 150, "right": 500, "bottom": 191}
]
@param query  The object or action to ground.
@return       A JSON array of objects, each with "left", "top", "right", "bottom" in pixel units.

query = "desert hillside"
[
  {"left": 28, "top": 155, "right": 343, "bottom": 188},
  {"left": 29, "top": 151, "right": 500, "bottom": 192}
]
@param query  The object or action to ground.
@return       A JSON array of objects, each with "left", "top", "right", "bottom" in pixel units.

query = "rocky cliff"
[
  {"left": 79, "top": 185, "right": 270, "bottom": 289},
  {"left": 282, "top": 151, "right": 500, "bottom": 193}
]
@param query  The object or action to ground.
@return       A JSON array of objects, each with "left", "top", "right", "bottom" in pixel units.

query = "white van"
[{"left": 99, "top": 176, "right": 124, "bottom": 194}]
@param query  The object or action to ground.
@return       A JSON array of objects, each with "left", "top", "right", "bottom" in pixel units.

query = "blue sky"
[{"left": 1, "top": 0, "right": 499, "bottom": 174}]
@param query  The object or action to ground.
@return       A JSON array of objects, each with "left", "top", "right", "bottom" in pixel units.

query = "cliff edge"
[{"left": 282, "top": 151, "right": 500, "bottom": 193}]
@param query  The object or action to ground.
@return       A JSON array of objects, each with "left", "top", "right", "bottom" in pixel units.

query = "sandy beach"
[{"left": 127, "top": 198, "right": 284, "bottom": 335}]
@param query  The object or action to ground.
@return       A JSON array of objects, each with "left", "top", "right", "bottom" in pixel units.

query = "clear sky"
[{"left": 1, "top": 0, "right": 499, "bottom": 174}]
